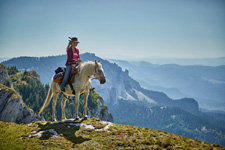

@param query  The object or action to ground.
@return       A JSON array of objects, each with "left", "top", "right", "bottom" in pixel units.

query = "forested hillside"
[
  {"left": 111, "top": 100, "right": 225, "bottom": 146},
  {"left": 0, "top": 65, "right": 43, "bottom": 124}
]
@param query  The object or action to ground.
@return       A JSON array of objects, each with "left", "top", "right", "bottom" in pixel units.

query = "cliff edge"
[{"left": 0, "top": 64, "right": 43, "bottom": 123}]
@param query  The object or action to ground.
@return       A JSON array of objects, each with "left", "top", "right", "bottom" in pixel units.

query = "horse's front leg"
[
  {"left": 52, "top": 93, "right": 59, "bottom": 122},
  {"left": 75, "top": 91, "right": 80, "bottom": 121},
  {"left": 83, "top": 91, "right": 90, "bottom": 120}
]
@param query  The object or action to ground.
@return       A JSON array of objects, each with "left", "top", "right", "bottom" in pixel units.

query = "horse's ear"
[
  {"left": 95, "top": 60, "right": 97, "bottom": 65},
  {"left": 98, "top": 60, "right": 100, "bottom": 63}
]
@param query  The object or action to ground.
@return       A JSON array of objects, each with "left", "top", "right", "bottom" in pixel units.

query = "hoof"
[
  {"left": 53, "top": 118, "right": 57, "bottom": 122},
  {"left": 84, "top": 116, "right": 88, "bottom": 120},
  {"left": 75, "top": 117, "right": 80, "bottom": 121},
  {"left": 61, "top": 118, "right": 67, "bottom": 121}
]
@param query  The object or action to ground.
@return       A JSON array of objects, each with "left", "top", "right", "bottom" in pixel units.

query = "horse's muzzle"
[{"left": 100, "top": 78, "right": 106, "bottom": 84}]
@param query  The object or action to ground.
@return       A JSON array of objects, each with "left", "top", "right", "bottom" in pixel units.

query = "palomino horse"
[{"left": 39, "top": 60, "right": 106, "bottom": 121}]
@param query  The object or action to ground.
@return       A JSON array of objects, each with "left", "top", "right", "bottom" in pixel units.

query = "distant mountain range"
[
  {"left": 2, "top": 53, "right": 225, "bottom": 113},
  {"left": 1, "top": 53, "right": 200, "bottom": 112},
  {"left": 0, "top": 57, "right": 11, "bottom": 63},
  {"left": 2, "top": 56, "right": 225, "bottom": 66},
  {"left": 109, "top": 59, "right": 225, "bottom": 111},
  {"left": 2, "top": 53, "right": 225, "bottom": 146},
  {"left": 139, "top": 57, "right": 225, "bottom": 66}
]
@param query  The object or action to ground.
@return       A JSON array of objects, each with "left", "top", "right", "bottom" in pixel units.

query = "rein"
[
  {"left": 61, "top": 92, "right": 75, "bottom": 101},
  {"left": 61, "top": 91, "right": 86, "bottom": 101}
]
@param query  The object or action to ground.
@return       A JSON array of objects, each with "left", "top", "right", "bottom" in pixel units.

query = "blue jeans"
[{"left": 60, "top": 65, "right": 72, "bottom": 89}]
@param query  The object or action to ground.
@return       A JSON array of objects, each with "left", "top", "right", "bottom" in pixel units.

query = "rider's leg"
[{"left": 60, "top": 65, "right": 72, "bottom": 91}]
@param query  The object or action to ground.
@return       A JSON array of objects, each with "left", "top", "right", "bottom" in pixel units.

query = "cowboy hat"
[{"left": 68, "top": 37, "right": 79, "bottom": 43}]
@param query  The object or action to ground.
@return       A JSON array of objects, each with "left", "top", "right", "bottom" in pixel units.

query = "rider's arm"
[
  {"left": 76, "top": 48, "right": 82, "bottom": 62},
  {"left": 67, "top": 48, "right": 74, "bottom": 65}
]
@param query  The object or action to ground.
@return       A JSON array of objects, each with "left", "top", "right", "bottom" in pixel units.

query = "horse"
[{"left": 38, "top": 60, "right": 106, "bottom": 121}]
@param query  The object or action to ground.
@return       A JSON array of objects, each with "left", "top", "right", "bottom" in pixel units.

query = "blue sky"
[{"left": 0, "top": 0, "right": 225, "bottom": 59}]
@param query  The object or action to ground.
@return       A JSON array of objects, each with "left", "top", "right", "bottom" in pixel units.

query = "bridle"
[{"left": 89, "top": 63, "right": 105, "bottom": 80}]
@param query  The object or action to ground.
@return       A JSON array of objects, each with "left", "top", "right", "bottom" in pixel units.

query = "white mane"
[{"left": 79, "top": 61, "right": 95, "bottom": 73}]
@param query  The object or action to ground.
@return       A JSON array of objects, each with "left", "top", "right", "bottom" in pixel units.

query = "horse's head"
[{"left": 94, "top": 60, "right": 106, "bottom": 84}]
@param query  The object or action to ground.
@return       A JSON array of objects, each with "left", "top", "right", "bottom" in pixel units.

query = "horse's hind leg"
[
  {"left": 52, "top": 92, "right": 59, "bottom": 122},
  {"left": 61, "top": 96, "right": 67, "bottom": 121},
  {"left": 83, "top": 91, "right": 89, "bottom": 120}
]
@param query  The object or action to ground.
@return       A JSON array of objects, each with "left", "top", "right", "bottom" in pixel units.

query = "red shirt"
[{"left": 65, "top": 47, "right": 80, "bottom": 66}]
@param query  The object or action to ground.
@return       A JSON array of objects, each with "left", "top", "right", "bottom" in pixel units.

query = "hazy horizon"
[
  {"left": 1, "top": 52, "right": 225, "bottom": 67},
  {"left": 1, "top": 52, "right": 225, "bottom": 59}
]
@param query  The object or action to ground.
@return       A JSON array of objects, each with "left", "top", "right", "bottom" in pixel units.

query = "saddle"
[
  {"left": 53, "top": 67, "right": 65, "bottom": 83},
  {"left": 53, "top": 62, "right": 80, "bottom": 83},
  {"left": 53, "top": 62, "right": 81, "bottom": 95}
]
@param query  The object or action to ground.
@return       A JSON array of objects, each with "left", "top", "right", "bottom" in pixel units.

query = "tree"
[{"left": 7, "top": 66, "right": 19, "bottom": 75}]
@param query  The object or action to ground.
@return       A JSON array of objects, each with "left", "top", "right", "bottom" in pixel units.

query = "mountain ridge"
[
  {"left": 109, "top": 59, "right": 225, "bottom": 111},
  {"left": 127, "top": 57, "right": 225, "bottom": 66},
  {"left": 2, "top": 53, "right": 200, "bottom": 112}
]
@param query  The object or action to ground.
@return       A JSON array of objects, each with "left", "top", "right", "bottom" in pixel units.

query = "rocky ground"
[{"left": 0, "top": 118, "right": 224, "bottom": 150}]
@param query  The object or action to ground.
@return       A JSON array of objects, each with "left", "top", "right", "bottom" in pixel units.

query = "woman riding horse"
[
  {"left": 38, "top": 37, "right": 106, "bottom": 121},
  {"left": 61, "top": 37, "right": 81, "bottom": 92}
]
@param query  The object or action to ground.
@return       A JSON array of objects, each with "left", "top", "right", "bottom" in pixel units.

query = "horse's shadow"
[{"left": 37, "top": 119, "right": 90, "bottom": 145}]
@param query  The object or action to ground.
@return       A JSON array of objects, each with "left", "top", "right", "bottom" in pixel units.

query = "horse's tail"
[{"left": 38, "top": 85, "right": 53, "bottom": 115}]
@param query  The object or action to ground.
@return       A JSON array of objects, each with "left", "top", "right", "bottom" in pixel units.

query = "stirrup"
[{"left": 61, "top": 87, "right": 65, "bottom": 92}]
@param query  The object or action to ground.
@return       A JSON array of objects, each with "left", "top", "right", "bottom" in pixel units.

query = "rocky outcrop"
[
  {"left": 0, "top": 64, "right": 13, "bottom": 88},
  {"left": 92, "top": 60, "right": 142, "bottom": 106},
  {"left": 0, "top": 64, "right": 44, "bottom": 124},
  {"left": 88, "top": 92, "right": 113, "bottom": 122}
]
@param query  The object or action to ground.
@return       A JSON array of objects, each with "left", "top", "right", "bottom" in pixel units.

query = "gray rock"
[
  {"left": 0, "top": 84, "right": 44, "bottom": 124},
  {"left": 0, "top": 64, "right": 13, "bottom": 88},
  {"left": 88, "top": 93, "right": 113, "bottom": 122},
  {"left": 0, "top": 64, "right": 44, "bottom": 124}
]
